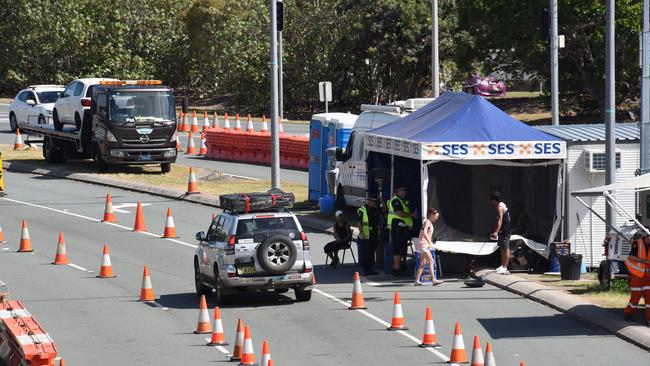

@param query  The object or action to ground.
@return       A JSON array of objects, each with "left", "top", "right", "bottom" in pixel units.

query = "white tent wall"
[{"left": 565, "top": 142, "right": 639, "bottom": 267}]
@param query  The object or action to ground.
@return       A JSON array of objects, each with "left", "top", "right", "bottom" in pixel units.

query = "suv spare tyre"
[{"left": 257, "top": 235, "right": 297, "bottom": 274}]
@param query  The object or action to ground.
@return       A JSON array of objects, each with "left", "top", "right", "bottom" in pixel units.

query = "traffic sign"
[{"left": 319, "top": 81, "right": 332, "bottom": 102}]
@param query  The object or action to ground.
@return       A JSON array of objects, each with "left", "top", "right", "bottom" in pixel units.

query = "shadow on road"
[
  {"left": 157, "top": 291, "right": 300, "bottom": 310},
  {"left": 477, "top": 314, "right": 610, "bottom": 338}
]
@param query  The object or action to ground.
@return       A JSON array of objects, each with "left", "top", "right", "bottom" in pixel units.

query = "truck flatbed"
[{"left": 18, "top": 122, "right": 81, "bottom": 143}]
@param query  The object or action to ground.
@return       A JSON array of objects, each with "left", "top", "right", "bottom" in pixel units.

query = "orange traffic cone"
[
  {"left": 198, "top": 132, "right": 208, "bottom": 156},
  {"left": 278, "top": 116, "right": 284, "bottom": 135},
  {"left": 312, "top": 272, "right": 317, "bottom": 285},
  {"left": 17, "top": 220, "right": 33, "bottom": 252},
  {"left": 133, "top": 201, "right": 148, "bottom": 232},
  {"left": 202, "top": 111, "right": 210, "bottom": 131},
  {"left": 162, "top": 208, "right": 178, "bottom": 238},
  {"left": 261, "top": 340, "right": 271, "bottom": 366},
  {"left": 186, "top": 131, "right": 196, "bottom": 154},
  {"left": 102, "top": 193, "right": 117, "bottom": 223},
  {"left": 419, "top": 306, "right": 441, "bottom": 348},
  {"left": 0, "top": 223, "right": 7, "bottom": 244},
  {"left": 194, "top": 294, "right": 212, "bottom": 334},
  {"left": 186, "top": 166, "right": 200, "bottom": 194},
  {"left": 212, "top": 112, "right": 220, "bottom": 129},
  {"left": 139, "top": 265, "right": 156, "bottom": 301},
  {"left": 246, "top": 114, "right": 254, "bottom": 132},
  {"left": 387, "top": 291, "right": 408, "bottom": 330},
  {"left": 223, "top": 112, "right": 231, "bottom": 130},
  {"left": 52, "top": 232, "right": 69, "bottom": 265},
  {"left": 349, "top": 272, "right": 367, "bottom": 310},
  {"left": 520, "top": 363, "right": 526, "bottom": 366},
  {"left": 175, "top": 133, "right": 181, "bottom": 152},
  {"left": 179, "top": 112, "right": 188, "bottom": 132},
  {"left": 59, "top": 357, "right": 65, "bottom": 366},
  {"left": 238, "top": 326, "right": 256, "bottom": 366},
  {"left": 207, "top": 306, "right": 229, "bottom": 346},
  {"left": 470, "top": 336, "right": 484, "bottom": 366},
  {"left": 98, "top": 244, "right": 116, "bottom": 278},
  {"left": 13, "top": 128, "right": 24, "bottom": 150},
  {"left": 191, "top": 110, "right": 199, "bottom": 132},
  {"left": 268, "top": 360, "right": 273, "bottom": 366},
  {"left": 484, "top": 342, "right": 496, "bottom": 366},
  {"left": 260, "top": 115, "right": 269, "bottom": 133},
  {"left": 235, "top": 113, "right": 242, "bottom": 131},
  {"left": 448, "top": 321, "right": 468, "bottom": 364},
  {"left": 211, "top": 212, "right": 216, "bottom": 222},
  {"left": 230, "top": 319, "right": 244, "bottom": 361}
]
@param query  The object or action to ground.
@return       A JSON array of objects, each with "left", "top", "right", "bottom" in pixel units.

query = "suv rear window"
[{"left": 236, "top": 217, "right": 299, "bottom": 241}]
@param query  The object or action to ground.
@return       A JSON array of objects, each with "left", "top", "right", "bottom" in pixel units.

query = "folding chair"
[{"left": 325, "top": 241, "right": 357, "bottom": 267}]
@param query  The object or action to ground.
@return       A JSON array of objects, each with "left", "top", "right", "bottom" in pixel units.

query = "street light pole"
[
  {"left": 550, "top": 0, "right": 559, "bottom": 125},
  {"left": 431, "top": 0, "right": 439, "bottom": 98},
  {"left": 270, "top": 0, "right": 280, "bottom": 189},
  {"left": 605, "top": 0, "right": 616, "bottom": 229},
  {"left": 640, "top": 0, "right": 650, "bottom": 176}
]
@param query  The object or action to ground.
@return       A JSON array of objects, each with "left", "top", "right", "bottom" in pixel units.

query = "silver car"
[{"left": 194, "top": 210, "right": 314, "bottom": 304}]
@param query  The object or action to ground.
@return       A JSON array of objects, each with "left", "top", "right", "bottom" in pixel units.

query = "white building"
[{"left": 535, "top": 124, "right": 639, "bottom": 267}]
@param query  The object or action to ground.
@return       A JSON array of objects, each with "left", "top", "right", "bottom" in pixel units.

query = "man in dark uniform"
[
  {"left": 358, "top": 197, "right": 380, "bottom": 276},
  {"left": 387, "top": 187, "right": 417, "bottom": 276}
]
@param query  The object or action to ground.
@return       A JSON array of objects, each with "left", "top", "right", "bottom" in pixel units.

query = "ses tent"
[{"left": 363, "top": 92, "right": 567, "bottom": 256}]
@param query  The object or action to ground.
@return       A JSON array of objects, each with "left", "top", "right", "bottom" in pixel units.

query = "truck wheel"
[
  {"left": 160, "top": 163, "right": 171, "bottom": 174},
  {"left": 53, "top": 110, "right": 63, "bottom": 131},
  {"left": 194, "top": 259, "right": 211, "bottom": 297},
  {"left": 598, "top": 260, "right": 612, "bottom": 290},
  {"left": 9, "top": 113, "right": 17, "bottom": 132},
  {"left": 294, "top": 288, "right": 312, "bottom": 302},
  {"left": 335, "top": 184, "right": 346, "bottom": 210},
  {"left": 92, "top": 144, "right": 109, "bottom": 173},
  {"left": 43, "top": 137, "right": 65, "bottom": 164},
  {"left": 74, "top": 113, "right": 82, "bottom": 131}
]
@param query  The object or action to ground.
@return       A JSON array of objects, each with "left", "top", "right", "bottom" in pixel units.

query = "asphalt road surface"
[
  {"left": 1, "top": 170, "right": 648, "bottom": 365},
  {"left": 0, "top": 103, "right": 309, "bottom": 184}
]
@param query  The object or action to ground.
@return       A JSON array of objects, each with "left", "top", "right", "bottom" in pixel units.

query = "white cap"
[{"left": 335, "top": 210, "right": 344, "bottom": 217}]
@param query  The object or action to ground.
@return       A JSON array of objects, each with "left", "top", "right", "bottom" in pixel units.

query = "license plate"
[
  {"left": 237, "top": 264, "right": 256, "bottom": 275},
  {"left": 138, "top": 154, "right": 152, "bottom": 161}
]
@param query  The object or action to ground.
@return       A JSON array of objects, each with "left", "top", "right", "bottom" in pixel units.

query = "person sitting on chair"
[{"left": 324, "top": 210, "right": 352, "bottom": 267}]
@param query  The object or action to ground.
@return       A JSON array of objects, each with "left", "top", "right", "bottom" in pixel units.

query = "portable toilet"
[{"left": 308, "top": 112, "right": 358, "bottom": 201}]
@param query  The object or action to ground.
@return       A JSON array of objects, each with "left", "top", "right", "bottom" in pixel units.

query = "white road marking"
[
  {"left": 67, "top": 263, "right": 91, "bottom": 273},
  {"left": 203, "top": 338, "right": 231, "bottom": 356},
  {"left": 362, "top": 279, "right": 382, "bottom": 287},
  {"left": 313, "top": 288, "right": 450, "bottom": 362},
  {"left": 112, "top": 202, "right": 152, "bottom": 213},
  {"left": 0, "top": 197, "right": 198, "bottom": 248},
  {"left": 221, "top": 173, "right": 260, "bottom": 181},
  {"left": 150, "top": 301, "right": 169, "bottom": 310}
]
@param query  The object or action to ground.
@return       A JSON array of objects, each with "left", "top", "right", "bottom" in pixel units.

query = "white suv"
[
  {"left": 53, "top": 78, "right": 117, "bottom": 131},
  {"left": 9, "top": 85, "right": 64, "bottom": 131},
  {"left": 194, "top": 209, "right": 314, "bottom": 304}
]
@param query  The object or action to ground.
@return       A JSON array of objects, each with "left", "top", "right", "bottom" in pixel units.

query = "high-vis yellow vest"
[
  {"left": 358, "top": 206, "right": 371, "bottom": 237},
  {"left": 625, "top": 239, "right": 649, "bottom": 277},
  {"left": 387, "top": 195, "right": 412, "bottom": 229}
]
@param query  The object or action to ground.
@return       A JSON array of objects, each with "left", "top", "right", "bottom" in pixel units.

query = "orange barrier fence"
[{"left": 0, "top": 300, "right": 58, "bottom": 366}]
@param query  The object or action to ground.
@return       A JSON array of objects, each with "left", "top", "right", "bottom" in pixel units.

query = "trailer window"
[{"left": 108, "top": 91, "right": 174, "bottom": 123}]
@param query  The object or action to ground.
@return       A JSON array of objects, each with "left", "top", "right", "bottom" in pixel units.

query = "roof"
[
  {"left": 572, "top": 173, "right": 650, "bottom": 196},
  {"left": 27, "top": 85, "right": 64, "bottom": 90},
  {"left": 534, "top": 123, "right": 639, "bottom": 142}
]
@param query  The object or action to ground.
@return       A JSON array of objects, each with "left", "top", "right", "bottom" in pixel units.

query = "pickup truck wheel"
[
  {"left": 43, "top": 137, "right": 65, "bottom": 164},
  {"left": 92, "top": 144, "right": 109, "bottom": 173},
  {"left": 53, "top": 110, "right": 62, "bottom": 131},
  {"left": 257, "top": 235, "right": 297, "bottom": 274},
  {"left": 294, "top": 288, "right": 312, "bottom": 302},
  {"left": 74, "top": 113, "right": 82, "bottom": 131},
  {"left": 161, "top": 163, "right": 171, "bottom": 174},
  {"left": 194, "top": 259, "right": 211, "bottom": 297},
  {"left": 9, "top": 113, "right": 17, "bottom": 132}
]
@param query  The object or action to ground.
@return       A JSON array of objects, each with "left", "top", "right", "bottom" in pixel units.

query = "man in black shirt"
[{"left": 324, "top": 210, "right": 352, "bottom": 267}]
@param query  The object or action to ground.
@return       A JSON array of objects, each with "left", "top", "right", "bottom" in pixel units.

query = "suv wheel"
[
  {"left": 74, "top": 113, "right": 82, "bottom": 131},
  {"left": 213, "top": 266, "right": 231, "bottom": 305},
  {"left": 294, "top": 288, "right": 312, "bottom": 302},
  {"left": 194, "top": 259, "right": 211, "bottom": 297},
  {"left": 53, "top": 109, "right": 63, "bottom": 131},
  {"left": 9, "top": 113, "right": 17, "bottom": 131},
  {"left": 257, "top": 235, "right": 298, "bottom": 274}
]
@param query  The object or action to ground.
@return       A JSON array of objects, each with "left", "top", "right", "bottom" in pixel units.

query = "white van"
[{"left": 329, "top": 98, "right": 433, "bottom": 207}]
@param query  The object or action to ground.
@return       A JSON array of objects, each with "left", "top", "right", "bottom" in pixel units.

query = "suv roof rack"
[{"left": 224, "top": 207, "right": 291, "bottom": 215}]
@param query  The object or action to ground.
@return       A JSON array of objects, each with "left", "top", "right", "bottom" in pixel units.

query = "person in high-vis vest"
[
  {"left": 358, "top": 197, "right": 380, "bottom": 276},
  {"left": 624, "top": 234, "right": 650, "bottom": 324},
  {"left": 387, "top": 187, "right": 417, "bottom": 276}
]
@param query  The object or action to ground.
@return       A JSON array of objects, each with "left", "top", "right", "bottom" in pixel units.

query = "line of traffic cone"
[
  {"left": 207, "top": 307, "right": 228, "bottom": 346},
  {"left": 202, "top": 111, "right": 210, "bottom": 131},
  {"left": 139, "top": 265, "right": 156, "bottom": 302},
  {"left": 186, "top": 166, "right": 200, "bottom": 194},
  {"left": 230, "top": 319, "right": 244, "bottom": 361},
  {"left": 186, "top": 131, "right": 196, "bottom": 154},
  {"left": 223, "top": 112, "right": 231, "bottom": 130},
  {"left": 0, "top": 223, "right": 7, "bottom": 244},
  {"left": 17, "top": 220, "right": 33, "bottom": 252},
  {"left": 194, "top": 294, "right": 212, "bottom": 334},
  {"left": 238, "top": 326, "right": 257, "bottom": 366},
  {"left": 349, "top": 272, "right": 367, "bottom": 310},
  {"left": 52, "top": 232, "right": 69, "bottom": 265},
  {"left": 162, "top": 208, "right": 178, "bottom": 238},
  {"left": 260, "top": 115, "right": 269, "bottom": 133},
  {"left": 102, "top": 193, "right": 117, "bottom": 222},
  {"left": 235, "top": 113, "right": 242, "bottom": 131},
  {"left": 419, "top": 306, "right": 441, "bottom": 348},
  {"left": 98, "top": 244, "right": 116, "bottom": 278},
  {"left": 246, "top": 114, "right": 254, "bottom": 132},
  {"left": 14, "top": 128, "right": 24, "bottom": 150},
  {"left": 448, "top": 321, "right": 468, "bottom": 364},
  {"left": 198, "top": 132, "right": 207, "bottom": 156},
  {"left": 191, "top": 111, "right": 199, "bottom": 132},
  {"left": 261, "top": 340, "right": 271, "bottom": 366},
  {"left": 387, "top": 291, "right": 408, "bottom": 330},
  {"left": 470, "top": 336, "right": 484, "bottom": 366},
  {"left": 133, "top": 201, "right": 148, "bottom": 232},
  {"left": 212, "top": 112, "right": 220, "bottom": 129},
  {"left": 484, "top": 342, "right": 496, "bottom": 366}
]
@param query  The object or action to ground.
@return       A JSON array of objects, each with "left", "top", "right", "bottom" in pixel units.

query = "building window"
[{"left": 585, "top": 152, "right": 621, "bottom": 171}]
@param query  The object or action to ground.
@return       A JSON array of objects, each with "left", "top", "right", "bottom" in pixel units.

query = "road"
[
  {"left": 0, "top": 103, "right": 309, "bottom": 184},
  {"left": 1, "top": 169, "right": 648, "bottom": 365}
]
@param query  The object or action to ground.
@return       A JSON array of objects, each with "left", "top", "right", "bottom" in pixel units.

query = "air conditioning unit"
[{"left": 584, "top": 149, "right": 621, "bottom": 173}]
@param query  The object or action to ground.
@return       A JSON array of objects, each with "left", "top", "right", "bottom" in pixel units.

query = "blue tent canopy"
[{"left": 364, "top": 92, "right": 566, "bottom": 161}]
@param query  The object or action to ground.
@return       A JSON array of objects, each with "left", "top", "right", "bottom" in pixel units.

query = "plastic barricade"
[{"left": 0, "top": 300, "right": 58, "bottom": 366}]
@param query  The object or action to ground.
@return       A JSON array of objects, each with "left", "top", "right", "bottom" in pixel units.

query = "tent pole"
[
  {"left": 421, "top": 159, "right": 428, "bottom": 220},
  {"left": 390, "top": 155, "right": 395, "bottom": 194}
]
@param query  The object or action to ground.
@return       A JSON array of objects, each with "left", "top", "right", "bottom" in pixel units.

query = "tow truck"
[{"left": 18, "top": 79, "right": 177, "bottom": 173}]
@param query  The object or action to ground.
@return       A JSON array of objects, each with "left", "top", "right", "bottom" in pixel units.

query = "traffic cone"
[
  {"left": 484, "top": 342, "right": 496, "bottom": 366},
  {"left": 520, "top": 363, "right": 526, "bottom": 366},
  {"left": 102, "top": 193, "right": 117, "bottom": 223},
  {"left": 139, "top": 265, "right": 156, "bottom": 302},
  {"left": 133, "top": 201, "right": 148, "bottom": 232},
  {"left": 0, "top": 223, "right": 7, "bottom": 244},
  {"left": 448, "top": 321, "right": 468, "bottom": 364},
  {"left": 230, "top": 319, "right": 244, "bottom": 361},
  {"left": 223, "top": 112, "right": 231, "bottom": 130},
  {"left": 419, "top": 306, "right": 441, "bottom": 348},
  {"left": 261, "top": 340, "right": 271, "bottom": 366},
  {"left": 202, "top": 111, "right": 210, "bottom": 131},
  {"left": 185, "top": 131, "right": 196, "bottom": 154},
  {"left": 312, "top": 272, "right": 316, "bottom": 285},
  {"left": 212, "top": 112, "right": 220, "bottom": 129},
  {"left": 246, "top": 114, "right": 254, "bottom": 132},
  {"left": 387, "top": 291, "right": 408, "bottom": 330},
  {"left": 162, "top": 208, "right": 178, "bottom": 238},
  {"left": 179, "top": 112, "right": 188, "bottom": 132},
  {"left": 470, "top": 336, "right": 484, "bottom": 366},
  {"left": 238, "top": 326, "right": 257, "bottom": 366},
  {"left": 194, "top": 294, "right": 212, "bottom": 334},
  {"left": 186, "top": 166, "right": 200, "bottom": 194},
  {"left": 268, "top": 360, "right": 273, "bottom": 366},
  {"left": 278, "top": 116, "right": 284, "bottom": 135},
  {"left": 191, "top": 110, "right": 199, "bottom": 132},
  {"left": 260, "top": 115, "right": 269, "bottom": 133},
  {"left": 13, "top": 128, "right": 24, "bottom": 150},
  {"left": 175, "top": 133, "right": 181, "bottom": 152},
  {"left": 98, "top": 244, "right": 116, "bottom": 278},
  {"left": 59, "top": 357, "right": 65, "bottom": 366},
  {"left": 198, "top": 132, "right": 208, "bottom": 156},
  {"left": 17, "top": 220, "right": 33, "bottom": 252},
  {"left": 235, "top": 113, "right": 242, "bottom": 131},
  {"left": 207, "top": 307, "right": 228, "bottom": 346},
  {"left": 211, "top": 212, "right": 216, "bottom": 222},
  {"left": 52, "top": 232, "right": 69, "bottom": 265},
  {"left": 349, "top": 272, "right": 367, "bottom": 310}
]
